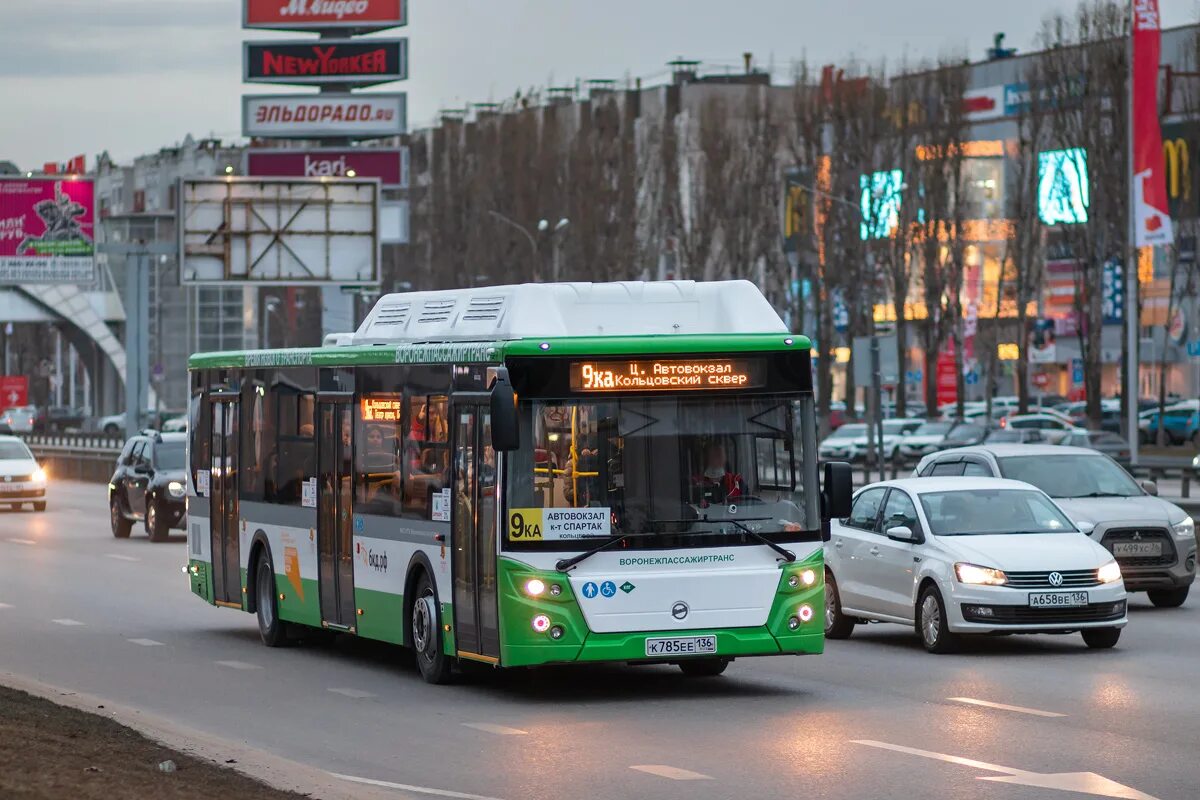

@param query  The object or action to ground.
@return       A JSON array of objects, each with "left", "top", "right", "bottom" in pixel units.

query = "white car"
[
  {"left": 0, "top": 435, "right": 48, "bottom": 512},
  {"left": 844, "top": 419, "right": 923, "bottom": 463},
  {"left": 1000, "top": 412, "right": 1082, "bottom": 444},
  {"left": 819, "top": 423, "right": 867, "bottom": 462},
  {"left": 0, "top": 405, "right": 37, "bottom": 433},
  {"left": 825, "top": 477, "right": 1127, "bottom": 653}
]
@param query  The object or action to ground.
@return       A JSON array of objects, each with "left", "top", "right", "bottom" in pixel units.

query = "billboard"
[
  {"left": 0, "top": 177, "right": 95, "bottom": 284},
  {"left": 179, "top": 177, "right": 380, "bottom": 285},
  {"left": 0, "top": 376, "right": 28, "bottom": 411},
  {"left": 247, "top": 148, "right": 408, "bottom": 187},
  {"left": 244, "top": 38, "right": 408, "bottom": 87},
  {"left": 243, "top": 93, "right": 406, "bottom": 139},
  {"left": 244, "top": 0, "right": 406, "bottom": 32}
]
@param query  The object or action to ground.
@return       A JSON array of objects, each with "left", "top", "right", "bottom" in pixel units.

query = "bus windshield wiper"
[
  {"left": 724, "top": 519, "right": 796, "bottom": 562},
  {"left": 555, "top": 532, "right": 659, "bottom": 572}
]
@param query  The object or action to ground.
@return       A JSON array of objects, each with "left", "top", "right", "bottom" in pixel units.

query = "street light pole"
[{"left": 487, "top": 210, "right": 540, "bottom": 281}]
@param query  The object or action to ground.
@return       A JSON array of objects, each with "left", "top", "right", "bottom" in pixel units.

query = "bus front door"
[
  {"left": 209, "top": 399, "right": 241, "bottom": 606},
  {"left": 317, "top": 401, "right": 356, "bottom": 630},
  {"left": 452, "top": 402, "right": 500, "bottom": 661}
]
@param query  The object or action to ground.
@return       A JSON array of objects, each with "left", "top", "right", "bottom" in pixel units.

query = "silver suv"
[{"left": 914, "top": 444, "right": 1197, "bottom": 607}]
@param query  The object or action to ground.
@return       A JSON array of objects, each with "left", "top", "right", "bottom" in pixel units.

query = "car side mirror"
[
  {"left": 823, "top": 461, "right": 853, "bottom": 521},
  {"left": 1140, "top": 480, "right": 1158, "bottom": 497},
  {"left": 1075, "top": 520, "right": 1096, "bottom": 535},
  {"left": 489, "top": 368, "right": 520, "bottom": 452},
  {"left": 886, "top": 525, "right": 921, "bottom": 544}
]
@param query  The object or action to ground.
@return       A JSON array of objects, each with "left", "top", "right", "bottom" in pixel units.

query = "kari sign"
[
  {"left": 248, "top": 148, "right": 408, "bottom": 187},
  {"left": 243, "top": 93, "right": 406, "bottom": 139},
  {"left": 244, "top": 39, "right": 407, "bottom": 86},
  {"left": 0, "top": 376, "right": 28, "bottom": 411},
  {"left": 244, "top": 0, "right": 406, "bottom": 32},
  {"left": 0, "top": 178, "right": 95, "bottom": 284}
]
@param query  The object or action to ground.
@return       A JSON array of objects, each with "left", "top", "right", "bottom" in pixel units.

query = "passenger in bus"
[{"left": 694, "top": 443, "right": 745, "bottom": 505}]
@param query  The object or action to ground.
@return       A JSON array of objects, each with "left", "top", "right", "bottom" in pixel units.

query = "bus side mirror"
[
  {"left": 490, "top": 370, "right": 520, "bottom": 452},
  {"left": 823, "top": 461, "right": 853, "bottom": 520}
]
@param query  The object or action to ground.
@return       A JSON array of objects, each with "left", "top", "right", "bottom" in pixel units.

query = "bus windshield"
[{"left": 505, "top": 395, "right": 817, "bottom": 550}]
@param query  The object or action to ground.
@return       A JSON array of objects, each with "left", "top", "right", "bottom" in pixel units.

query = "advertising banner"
[
  {"left": 248, "top": 148, "right": 407, "bottom": 186},
  {"left": 244, "top": 39, "right": 407, "bottom": 86},
  {"left": 244, "top": 0, "right": 406, "bottom": 32},
  {"left": 243, "top": 93, "right": 406, "bottom": 139},
  {"left": 1132, "top": 0, "right": 1174, "bottom": 246},
  {"left": 0, "top": 178, "right": 95, "bottom": 284},
  {"left": 0, "top": 376, "right": 28, "bottom": 411}
]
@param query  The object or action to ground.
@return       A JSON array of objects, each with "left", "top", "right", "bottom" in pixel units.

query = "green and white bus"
[{"left": 185, "top": 280, "right": 851, "bottom": 682}]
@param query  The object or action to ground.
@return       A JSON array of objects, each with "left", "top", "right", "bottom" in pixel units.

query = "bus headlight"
[
  {"left": 800, "top": 569, "right": 816, "bottom": 587},
  {"left": 1097, "top": 561, "right": 1123, "bottom": 584},
  {"left": 167, "top": 481, "right": 185, "bottom": 498},
  {"left": 524, "top": 578, "right": 546, "bottom": 597}
]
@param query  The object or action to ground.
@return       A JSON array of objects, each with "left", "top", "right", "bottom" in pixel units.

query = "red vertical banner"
[
  {"left": 935, "top": 348, "right": 958, "bottom": 408},
  {"left": 1132, "top": 0, "right": 1174, "bottom": 246}
]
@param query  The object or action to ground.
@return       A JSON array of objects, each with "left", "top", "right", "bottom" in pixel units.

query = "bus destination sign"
[
  {"left": 361, "top": 395, "right": 402, "bottom": 421},
  {"left": 569, "top": 358, "right": 765, "bottom": 392}
]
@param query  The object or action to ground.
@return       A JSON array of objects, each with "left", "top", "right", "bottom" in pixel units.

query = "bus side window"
[
  {"left": 190, "top": 391, "right": 210, "bottom": 491},
  {"left": 357, "top": 393, "right": 405, "bottom": 516},
  {"left": 240, "top": 375, "right": 276, "bottom": 502},
  {"left": 403, "top": 395, "right": 450, "bottom": 519},
  {"left": 276, "top": 391, "right": 315, "bottom": 506}
]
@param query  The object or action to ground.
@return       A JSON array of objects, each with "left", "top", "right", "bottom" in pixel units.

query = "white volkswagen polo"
[{"left": 825, "top": 477, "right": 1127, "bottom": 653}]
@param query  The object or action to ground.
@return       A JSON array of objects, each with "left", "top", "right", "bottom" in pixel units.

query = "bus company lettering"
[
  {"left": 619, "top": 554, "right": 736, "bottom": 566},
  {"left": 244, "top": 351, "right": 313, "bottom": 367},
  {"left": 357, "top": 541, "right": 388, "bottom": 573},
  {"left": 263, "top": 46, "right": 389, "bottom": 78},
  {"left": 394, "top": 343, "right": 496, "bottom": 365}
]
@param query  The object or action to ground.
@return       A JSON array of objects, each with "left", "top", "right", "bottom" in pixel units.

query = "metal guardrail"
[{"left": 18, "top": 433, "right": 123, "bottom": 484}]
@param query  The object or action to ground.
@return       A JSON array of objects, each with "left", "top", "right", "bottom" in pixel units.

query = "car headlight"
[
  {"left": 954, "top": 563, "right": 1008, "bottom": 586},
  {"left": 167, "top": 481, "right": 185, "bottom": 498},
  {"left": 1171, "top": 516, "right": 1195, "bottom": 540},
  {"left": 1097, "top": 560, "right": 1123, "bottom": 584},
  {"left": 32, "top": 467, "right": 47, "bottom": 483}
]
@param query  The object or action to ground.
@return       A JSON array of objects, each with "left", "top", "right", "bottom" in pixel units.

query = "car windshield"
[
  {"left": 505, "top": 395, "right": 817, "bottom": 550},
  {"left": 919, "top": 489, "right": 1076, "bottom": 536},
  {"left": 913, "top": 422, "right": 952, "bottom": 436},
  {"left": 0, "top": 441, "right": 33, "bottom": 460},
  {"left": 828, "top": 424, "right": 865, "bottom": 440},
  {"left": 997, "top": 454, "right": 1141, "bottom": 498},
  {"left": 155, "top": 442, "right": 186, "bottom": 471}
]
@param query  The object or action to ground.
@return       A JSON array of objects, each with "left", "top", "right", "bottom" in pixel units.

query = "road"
[{"left": 1, "top": 481, "right": 1198, "bottom": 800}]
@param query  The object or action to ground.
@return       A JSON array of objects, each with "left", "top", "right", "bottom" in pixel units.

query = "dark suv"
[{"left": 108, "top": 432, "right": 187, "bottom": 541}]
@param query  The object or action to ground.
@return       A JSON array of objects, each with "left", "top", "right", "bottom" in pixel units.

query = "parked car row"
[{"left": 825, "top": 444, "right": 1197, "bottom": 654}]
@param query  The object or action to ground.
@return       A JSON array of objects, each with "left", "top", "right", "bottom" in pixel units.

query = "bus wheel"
[
  {"left": 411, "top": 573, "right": 452, "bottom": 684},
  {"left": 255, "top": 551, "right": 288, "bottom": 648},
  {"left": 110, "top": 498, "right": 132, "bottom": 538},
  {"left": 678, "top": 658, "right": 729, "bottom": 677}
]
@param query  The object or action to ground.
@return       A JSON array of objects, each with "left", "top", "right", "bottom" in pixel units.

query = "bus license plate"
[
  {"left": 645, "top": 636, "right": 717, "bottom": 657},
  {"left": 1112, "top": 541, "right": 1162, "bottom": 557},
  {"left": 1028, "top": 591, "right": 1089, "bottom": 608}
]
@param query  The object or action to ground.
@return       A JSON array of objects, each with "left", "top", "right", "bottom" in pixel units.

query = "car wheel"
[
  {"left": 917, "top": 585, "right": 958, "bottom": 654},
  {"left": 411, "top": 573, "right": 452, "bottom": 684},
  {"left": 823, "top": 571, "right": 856, "bottom": 640},
  {"left": 110, "top": 498, "right": 132, "bottom": 538},
  {"left": 1147, "top": 587, "right": 1190, "bottom": 608},
  {"left": 678, "top": 658, "right": 729, "bottom": 677},
  {"left": 33, "top": 501, "right": 46, "bottom": 513},
  {"left": 255, "top": 551, "right": 288, "bottom": 647},
  {"left": 146, "top": 501, "right": 169, "bottom": 542},
  {"left": 1081, "top": 627, "right": 1121, "bottom": 649}
]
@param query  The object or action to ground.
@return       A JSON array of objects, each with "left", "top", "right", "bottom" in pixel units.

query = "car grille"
[
  {"left": 1101, "top": 528, "right": 1176, "bottom": 567},
  {"left": 0, "top": 474, "right": 33, "bottom": 483},
  {"left": 1004, "top": 569, "right": 1100, "bottom": 589},
  {"left": 961, "top": 601, "right": 1126, "bottom": 625}
]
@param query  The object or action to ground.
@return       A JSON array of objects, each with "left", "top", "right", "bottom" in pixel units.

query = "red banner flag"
[{"left": 1132, "top": 0, "right": 1173, "bottom": 246}]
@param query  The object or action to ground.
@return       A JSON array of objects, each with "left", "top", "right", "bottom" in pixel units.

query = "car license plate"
[
  {"left": 1112, "top": 541, "right": 1162, "bottom": 557},
  {"left": 1028, "top": 591, "right": 1089, "bottom": 608},
  {"left": 0, "top": 483, "right": 22, "bottom": 493},
  {"left": 645, "top": 635, "right": 717, "bottom": 657}
]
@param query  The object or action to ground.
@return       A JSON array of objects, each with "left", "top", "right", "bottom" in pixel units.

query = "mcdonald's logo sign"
[{"left": 1164, "top": 137, "right": 1190, "bottom": 201}]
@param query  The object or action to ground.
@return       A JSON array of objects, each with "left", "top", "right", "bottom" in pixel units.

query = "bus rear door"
[
  {"left": 209, "top": 397, "right": 241, "bottom": 606},
  {"left": 317, "top": 398, "right": 356, "bottom": 630},
  {"left": 451, "top": 400, "right": 500, "bottom": 662}
]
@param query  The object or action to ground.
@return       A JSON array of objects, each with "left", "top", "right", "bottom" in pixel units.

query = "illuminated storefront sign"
[
  {"left": 569, "top": 358, "right": 765, "bottom": 392},
  {"left": 1038, "top": 148, "right": 1089, "bottom": 225}
]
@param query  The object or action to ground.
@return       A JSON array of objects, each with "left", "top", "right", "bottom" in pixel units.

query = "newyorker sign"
[
  {"left": 243, "top": 93, "right": 407, "bottom": 138},
  {"left": 244, "top": 0, "right": 406, "bottom": 32},
  {"left": 247, "top": 148, "right": 408, "bottom": 187},
  {"left": 244, "top": 39, "right": 407, "bottom": 86}
]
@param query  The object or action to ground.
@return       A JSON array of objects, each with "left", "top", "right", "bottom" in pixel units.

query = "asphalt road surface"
[{"left": 1, "top": 481, "right": 1198, "bottom": 800}]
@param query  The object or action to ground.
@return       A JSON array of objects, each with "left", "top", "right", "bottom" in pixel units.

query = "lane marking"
[
  {"left": 215, "top": 660, "right": 261, "bottom": 670},
  {"left": 105, "top": 554, "right": 140, "bottom": 562},
  {"left": 51, "top": 619, "right": 85, "bottom": 626},
  {"left": 330, "top": 772, "right": 507, "bottom": 800},
  {"left": 948, "top": 697, "right": 1066, "bottom": 718},
  {"left": 462, "top": 722, "right": 528, "bottom": 736},
  {"left": 851, "top": 740, "right": 1158, "bottom": 799},
  {"left": 128, "top": 638, "right": 164, "bottom": 647},
  {"left": 327, "top": 687, "right": 374, "bottom": 699},
  {"left": 630, "top": 765, "right": 712, "bottom": 781},
  {"left": 9, "top": 538, "right": 35, "bottom": 545}
]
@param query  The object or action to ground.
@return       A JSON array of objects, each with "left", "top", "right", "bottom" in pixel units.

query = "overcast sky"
[{"left": 2, "top": 0, "right": 1197, "bottom": 170}]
